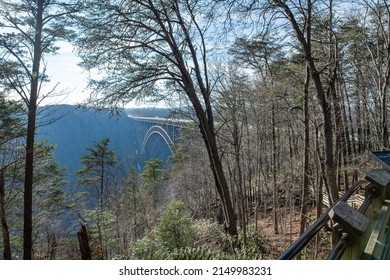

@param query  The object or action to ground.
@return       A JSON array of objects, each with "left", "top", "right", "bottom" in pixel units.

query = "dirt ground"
[{"left": 256, "top": 206, "right": 333, "bottom": 259}]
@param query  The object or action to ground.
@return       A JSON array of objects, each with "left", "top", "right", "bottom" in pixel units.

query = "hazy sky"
[
  {"left": 44, "top": 41, "right": 90, "bottom": 106},
  {"left": 44, "top": 41, "right": 165, "bottom": 108}
]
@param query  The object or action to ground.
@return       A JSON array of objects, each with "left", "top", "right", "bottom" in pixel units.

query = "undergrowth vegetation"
[{"left": 128, "top": 200, "right": 266, "bottom": 260}]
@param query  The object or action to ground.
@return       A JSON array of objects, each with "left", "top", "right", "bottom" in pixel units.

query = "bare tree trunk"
[
  {"left": 23, "top": 0, "right": 44, "bottom": 260},
  {"left": 24, "top": 101, "right": 37, "bottom": 260},
  {"left": 47, "top": 233, "right": 57, "bottom": 260},
  {"left": 168, "top": 5, "right": 238, "bottom": 236},
  {"left": 345, "top": 89, "right": 357, "bottom": 159},
  {"left": 300, "top": 66, "right": 311, "bottom": 237},
  {"left": 377, "top": 31, "right": 390, "bottom": 149},
  {"left": 231, "top": 100, "right": 246, "bottom": 241},
  {"left": 273, "top": 0, "right": 338, "bottom": 205},
  {"left": 272, "top": 103, "right": 279, "bottom": 235},
  {"left": 338, "top": 76, "right": 351, "bottom": 190},
  {"left": 299, "top": 1, "right": 312, "bottom": 241},
  {"left": 202, "top": 122, "right": 238, "bottom": 236},
  {"left": 0, "top": 170, "right": 11, "bottom": 260},
  {"left": 381, "top": 85, "right": 389, "bottom": 148}
]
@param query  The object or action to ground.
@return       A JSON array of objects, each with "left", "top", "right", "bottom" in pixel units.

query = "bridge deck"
[{"left": 128, "top": 115, "right": 192, "bottom": 126}]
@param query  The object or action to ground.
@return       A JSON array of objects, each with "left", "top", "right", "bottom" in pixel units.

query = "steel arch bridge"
[
  {"left": 128, "top": 115, "right": 190, "bottom": 156},
  {"left": 141, "top": 125, "right": 176, "bottom": 155}
]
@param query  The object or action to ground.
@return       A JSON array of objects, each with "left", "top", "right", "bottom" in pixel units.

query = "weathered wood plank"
[
  {"left": 362, "top": 200, "right": 390, "bottom": 259},
  {"left": 384, "top": 226, "right": 390, "bottom": 260},
  {"left": 365, "top": 169, "right": 390, "bottom": 189},
  {"left": 329, "top": 201, "right": 369, "bottom": 237}
]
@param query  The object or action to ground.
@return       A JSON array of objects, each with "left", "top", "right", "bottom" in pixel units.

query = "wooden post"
[
  {"left": 77, "top": 224, "right": 91, "bottom": 260},
  {"left": 365, "top": 169, "right": 390, "bottom": 200},
  {"left": 365, "top": 168, "right": 390, "bottom": 185},
  {"left": 329, "top": 201, "right": 369, "bottom": 237}
]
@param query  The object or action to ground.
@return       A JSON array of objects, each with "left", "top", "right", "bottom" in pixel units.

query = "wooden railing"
[
  {"left": 278, "top": 180, "right": 365, "bottom": 260},
  {"left": 339, "top": 169, "right": 390, "bottom": 259},
  {"left": 278, "top": 168, "right": 390, "bottom": 260}
]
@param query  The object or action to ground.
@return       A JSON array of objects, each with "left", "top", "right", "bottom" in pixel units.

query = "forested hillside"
[
  {"left": 1, "top": 0, "right": 389, "bottom": 260},
  {"left": 36, "top": 105, "right": 173, "bottom": 187}
]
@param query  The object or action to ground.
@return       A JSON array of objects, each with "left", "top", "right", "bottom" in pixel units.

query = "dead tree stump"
[{"left": 77, "top": 224, "right": 91, "bottom": 260}]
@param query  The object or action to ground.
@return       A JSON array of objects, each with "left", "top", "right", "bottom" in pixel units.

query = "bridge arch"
[{"left": 141, "top": 125, "right": 176, "bottom": 155}]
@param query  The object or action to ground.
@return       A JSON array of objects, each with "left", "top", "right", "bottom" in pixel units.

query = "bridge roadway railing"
[
  {"left": 278, "top": 168, "right": 390, "bottom": 260},
  {"left": 127, "top": 115, "right": 192, "bottom": 127}
]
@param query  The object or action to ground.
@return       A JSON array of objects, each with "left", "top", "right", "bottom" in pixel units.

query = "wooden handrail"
[{"left": 278, "top": 180, "right": 364, "bottom": 260}]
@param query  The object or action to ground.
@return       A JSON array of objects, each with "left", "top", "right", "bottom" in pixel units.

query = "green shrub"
[
  {"left": 156, "top": 200, "right": 197, "bottom": 252},
  {"left": 130, "top": 232, "right": 159, "bottom": 260},
  {"left": 166, "top": 246, "right": 228, "bottom": 260},
  {"left": 129, "top": 203, "right": 266, "bottom": 260},
  {"left": 130, "top": 200, "right": 197, "bottom": 259},
  {"left": 223, "top": 226, "right": 266, "bottom": 259}
]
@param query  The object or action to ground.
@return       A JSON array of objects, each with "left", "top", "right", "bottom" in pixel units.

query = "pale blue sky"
[
  {"left": 44, "top": 41, "right": 90, "bottom": 105},
  {"left": 45, "top": 41, "right": 166, "bottom": 108}
]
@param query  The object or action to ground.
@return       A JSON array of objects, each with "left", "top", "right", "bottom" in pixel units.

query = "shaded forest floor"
[{"left": 255, "top": 206, "right": 333, "bottom": 259}]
